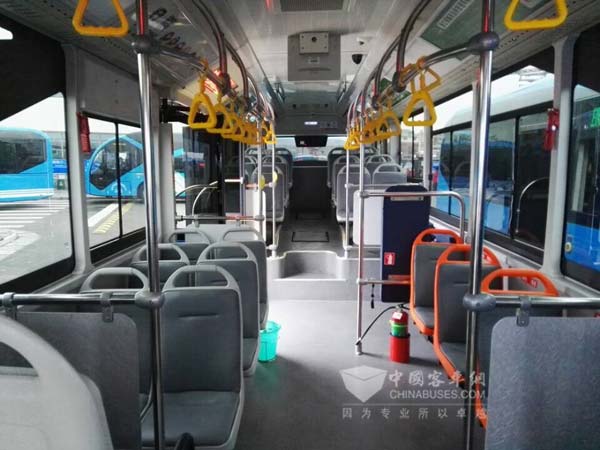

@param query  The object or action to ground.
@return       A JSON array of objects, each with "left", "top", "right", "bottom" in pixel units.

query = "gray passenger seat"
[
  {"left": 336, "top": 165, "right": 371, "bottom": 223},
  {"left": 251, "top": 166, "right": 285, "bottom": 222},
  {"left": 141, "top": 265, "right": 244, "bottom": 450},
  {"left": 131, "top": 243, "right": 190, "bottom": 287},
  {"left": 0, "top": 314, "right": 115, "bottom": 450},
  {"left": 198, "top": 242, "right": 260, "bottom": 376},
  {"left": 79, "top": 267, "right": 153, "bottom": 416},
  {"left": 168, "top": 229, "right": 211, "bottom": 264},
  {"left": 222, "top": 227, "right": 269, "bottom": 328},
  {"left": 365, "top": 154, "right": 394, "bottom": 177},
  {"left": 372, "top": 163, "right": 407, "bottom": 185},
  {"left": 331, "top": 155, "right": 359, "bottom": 204}
]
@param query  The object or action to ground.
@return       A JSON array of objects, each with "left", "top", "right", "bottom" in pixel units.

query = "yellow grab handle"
[
  {"left": 263, "top": 123, "right": 277, "bottom": 145},
  {"left": 377, "top": 103, "right": 402, "bottom": 139},
  {"left": 72, "top": 0, "right": 129, "bottom": 37},
  {"left": 504, "top": 0, "right": 568, "bottom": 31},
  {"left": 402, "top": 80, "right": 437, "bottom": 127},
  {"left": 360, "top": 119, "right": 379, "bottom": 144},
  {"left": 188, "top": 93, "right": 217, "bottom": 130},
  {"left": 207, "top": 102, "right": 235, "bottom": 135},
  {"left": 419, "top": 67, "right": 442, "bottom": 92},
  {"left": 258, "top": 175, "right": 266, "bottom": 191},
  {"left": 222, "top": 113, "right": 243, "bottom": 141},
  {"left": 344, "top": 129, "right": 360, "bottom": 151}
]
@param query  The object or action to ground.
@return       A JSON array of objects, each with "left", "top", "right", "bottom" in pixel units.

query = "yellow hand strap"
[
  {"left": 263, "top": 122, "right": 277, "bottom": 145},
  {"left": 344, "top": 128, "right": 360, "bottom": 151},
  {"left": 377, "top": 106, "right": 402, "bottom": 140},
  {"left": 188, "top": 76, "right": 217, "bottom": 130},
  {"left": 207, "top": 94, "right": 235, "bottom": 135},
  {"left": 73, "top": 0, "right": 129, "bottom": 38},
  {"left": 505, "top": 0, "right": 568, "bottom": 31},
  {"left": 402, "top": 68, "right": 441, "bottom": 127}
]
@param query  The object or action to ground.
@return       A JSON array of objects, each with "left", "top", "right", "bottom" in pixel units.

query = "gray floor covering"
[
  {"left": 277, "top": 210, "right": 344, "bottom": 255},
  {"left": 235, "top": 300, "right": 485, "bottom": 450}
]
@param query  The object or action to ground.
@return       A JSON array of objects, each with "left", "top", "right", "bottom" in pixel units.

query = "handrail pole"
[
  {"left": 240, "top": 142, "right": 246, "bottom": 216},
  {"left": 270, "top": 137, "right": 277, "bottom": 256},
  {"left": 134, "top": 1, "right": 164, "bottom": 449},
  {"left": 257, "top": 140, "right": 264, "bottom": 240},
  {"left": 464, "top": 1, "right": 495, "bottom": 449},
  {"left": 344, "top": 148, "right": 351, "bottom": 257},
  {"left": 355, "top": 115, "right": 366, "bottom": 355}
]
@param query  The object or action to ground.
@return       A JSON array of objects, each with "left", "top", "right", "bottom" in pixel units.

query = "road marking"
[
  {"left": 93, "top": 202, "right": 134, "bottom": 234},
  {"left": 88, "top": 203, "right": 119, "bottom": 227}
]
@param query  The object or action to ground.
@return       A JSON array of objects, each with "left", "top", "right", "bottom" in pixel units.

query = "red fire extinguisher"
[{"left": 389, "top": 307, "right": 410, "bottom": 363}]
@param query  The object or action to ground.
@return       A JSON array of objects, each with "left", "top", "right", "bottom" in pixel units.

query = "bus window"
[
  {"left": 563, "top": 24, "right": 600, "bottom": 290},
  {"left": 451, "top": 129, "right": 471, "bottom": 218},
  {"left": 487, "top": 119, "right": 515, "bottom": 235},
  {"left": 0, "top": 93, "right": 72, "bottom": 288},
  {"left": 514, "top": 112, "right": 551, "bottom": 247},
  {"left": 86, "top": 119, "right": 145, "bottom": 251},
  {"left": 432, "top": 132, "right": 451, "bottom": 212}
]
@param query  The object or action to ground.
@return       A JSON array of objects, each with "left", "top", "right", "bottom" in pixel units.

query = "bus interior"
[{"left": 0, "top": 1, "right": 599, "bottom": 450}]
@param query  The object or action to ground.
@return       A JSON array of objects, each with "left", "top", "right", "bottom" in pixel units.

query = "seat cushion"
[
  {"left": 141, "top": 391, "right": 240, "bottom": 447},
  {"left": 439, "top": 341, "right": 466, "bottom": 376},
  {"left": 414, "top": 306, "right": 435, "bottom": 330},
  {"left": 243, "top": 338, "right": 258, "bottom": 371}
]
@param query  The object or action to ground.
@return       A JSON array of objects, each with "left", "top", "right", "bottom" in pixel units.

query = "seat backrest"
[
  {"left": 198, "top": 242, "right": 259, "bottom": 339},
  {"left": 485, "top": 317, "right": 600, "bottom": 450},
  {"left": 222, "top": 228, "right": 268, "bottom": 308},
  {"left": 162, "top": 266, "right": 242, "bottom": 393},
  {"left": 167, "top": 229, "right": 211, "bottom": 263},
  {"left": 80, "top": 268, "right": 152, "bottom": 398},
  {"left": 80, "top": 267, "right": 149, "bottom": 293},
  {"left": 336, "top": 165, "right": 371, "bottom": 219},
  {"left": 372, "top": 163, "right": 407, "bottom": 185},
  {"left": 411, "top": 229, "right": 463, "bottom": 310},
  {"left": 327, "top": 148, "right": 345, "bottom": 188},
  {"left": 131, "top": 243, "right": 190, "bottom": 284},
  {"left": 332, "top": 155, "right": 359, "bottom": 198},
  {"left": 365, "top": 154, "right": 394, "bottom": 177},
  {"left": 434, "top": 245, "right": 500, "bottom": 345},
  {"left": 252, "top": 167, "right": 285, "bottom": 218},
  {"left": 0, "top": 311, "right": 141, "bottom": 450},
  {"left": 477, "top": 269, "right": 560, "bottom": 423},
  {"left": 0, "top": 315, "right": 114, "bottom": 450}
]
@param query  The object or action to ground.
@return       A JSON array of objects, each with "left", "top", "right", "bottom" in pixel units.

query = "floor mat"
[
  {"left": 296, "top": 211, "right": 324, "bottom": 220},
  {"left": 292, "top": 231, "right": 330, "bottom": 242}
]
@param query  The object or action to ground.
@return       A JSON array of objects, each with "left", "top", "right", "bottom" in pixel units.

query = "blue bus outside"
[
  {"left": 85, "top": 135, "right": 186, "bottom": 198},
  {"left": 0, "top": 128, "right": 54, "bottom": 202}
]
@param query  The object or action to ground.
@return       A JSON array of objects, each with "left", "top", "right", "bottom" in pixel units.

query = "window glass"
[
  {"left": 450, "top": 129, "right": 471, "bottom": 218},
  {"left": 86, "top": 119, "right": 145, "bottom": 247},
  {"left": 432, "top": 132, "right": 451, "bottom": 212},
  {"left": 562, "top": 25, "right": 600, "bottom": 290},
  {"left": 0, "top": 93, "right": 72, "bottom": 285},
  {"left": 514, "top": 113, "right": 550, "bottom": 247},
  {"left": 275, "top": 136, "right": 346, "bottom": 161},
  {"left": 486, "top": 119, "right": 515, "bottom": 234}
]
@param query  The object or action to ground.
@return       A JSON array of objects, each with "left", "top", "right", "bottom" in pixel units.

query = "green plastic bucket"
[{"left": 258, "top": 321, "right": 281, "bottom": 362}]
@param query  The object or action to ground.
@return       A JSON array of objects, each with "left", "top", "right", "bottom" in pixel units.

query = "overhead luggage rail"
[
  {"left": 504, "top": 0, "right": 568, "bottom": 31},
  {"left": 72, "top": 0, "right": 129, "bottom": 38}
]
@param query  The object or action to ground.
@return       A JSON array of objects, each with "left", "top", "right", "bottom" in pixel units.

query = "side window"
[
  {"left": 514, "top": 113, "right": 551, "bottom": 247},
  {"left": 432, "top": 132, "right": 451, "bottom": 213},
  {"left": 563, "top": 24, "right": 600, "bottom": 290},
  {"left": 451, "top": 129, "right": 471, "bottom": 218},
  {"left": 487, "top": 119, "right": 515, "bottom": 234},
  {"left": 86, "top": 118, "right": 145, "bottom": 252}
]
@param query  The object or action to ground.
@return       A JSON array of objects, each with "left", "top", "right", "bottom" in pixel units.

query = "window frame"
[
  {"left": 431, "top": 101, "right": 553, "bottom": 263},
  {"left": 85, "top": 113, "right": 146, "bottom": 263}
]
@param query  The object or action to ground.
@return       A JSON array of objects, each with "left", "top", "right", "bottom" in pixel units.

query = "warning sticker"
[{"left": 384, "top": 252, "right": 396, "bottom": 266}]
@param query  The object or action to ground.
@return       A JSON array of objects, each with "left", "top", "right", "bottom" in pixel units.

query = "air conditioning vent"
[{"left": 279, "top": 0, "right": 345, "bottom": 12}]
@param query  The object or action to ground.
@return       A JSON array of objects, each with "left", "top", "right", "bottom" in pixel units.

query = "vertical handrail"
[
  {"left": 240, "top": 142, "right": 246, "bottom": 216},
  {"left": 134, "top": 1, "right": 164, "bottom": 449},
  {"left": 270, "top": 135, "right": 277, "bottom": 256},
  {"left": 355, "top": 115, "right": 366, "bottom": 355},
  {"left": 257, "top": 141, "right": 264, "bottom": 240},
  {"left": 344, "top": 148, "right": 351, "bottom": 257},
  {"left": 464, "top": 1, "right": 495, "bottom": 449}
]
